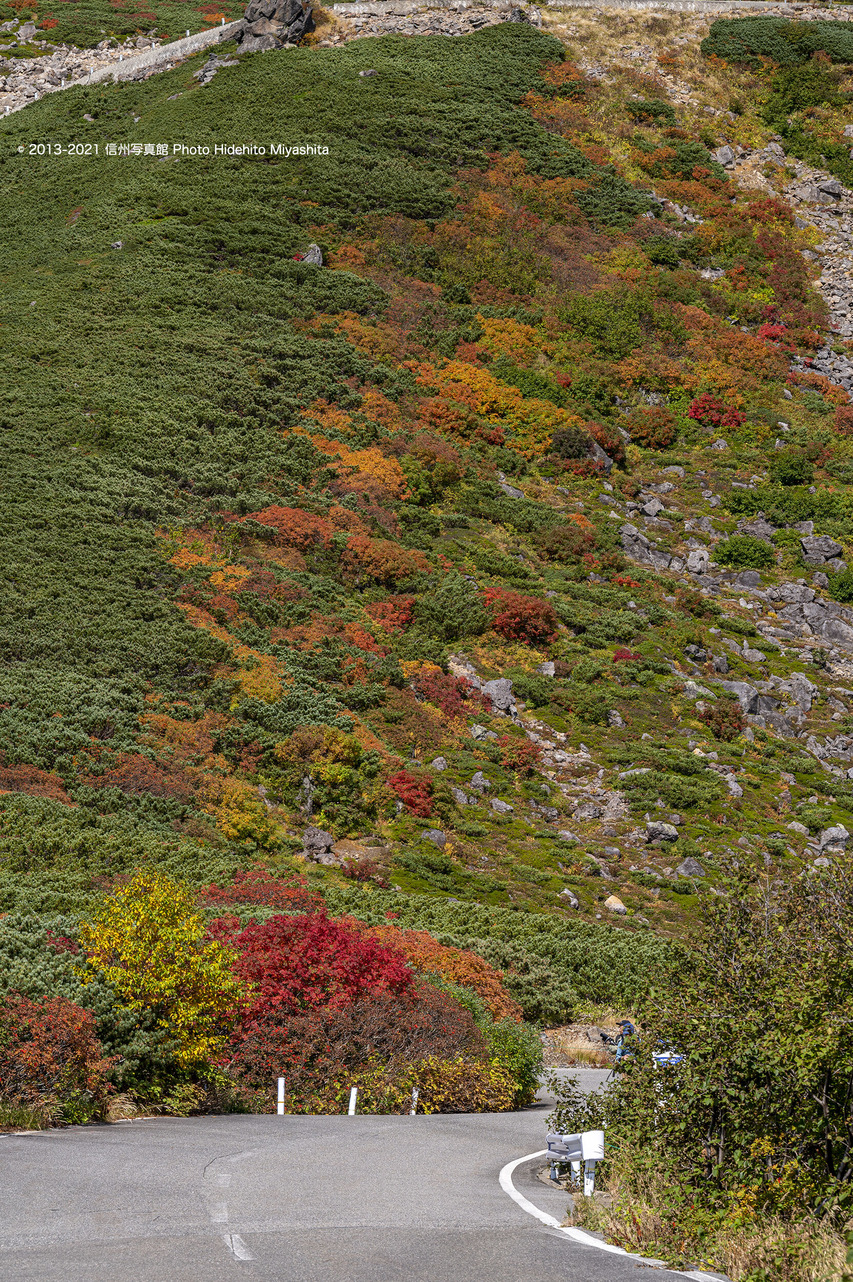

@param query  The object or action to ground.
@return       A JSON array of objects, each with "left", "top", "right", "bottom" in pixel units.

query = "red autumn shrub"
[
  {"left": 835, "top": 406, "right": 853, "bottom": 437},
  {"left": 387, "top": 769, "right": 434, "bottom": 817},
  {"left": 365, "top": 597, "right": 415, "bottom": 633},
  {"left": 699, "top": 698, "right": 745, "bottom": 742},
  {"left": 208, "top": 910, "right": 413, "bottom": 1019},
  {"left": 489, "top": 591, "right": 559, "bottom": 644},
  {"left": 410, "top": 668, "right": 484, "bottom": 718},
  {"left": 0, "top": 993, "right": 114, "bottom": 1122},
  {"left": 239, "top": 506, "right": 332, "bottom": 551},
  {"left": 0, "top": 759, "right": 70, "bottom": 803},
  {"left": 757, "top": 322, "right": 788, "bottom": 344},
  {"left": 625, "top": 406, "right": 678, "bottom": 450},
  {"left": 365, "top": 925, "right": 523, "bottom": 1023},
  {"left": 77, "top": 754, "right": 197, "bottom": 800},
  {"left": 199, "top": 868, "right": 322, "bottom": 914},
  {"left": 687, "top": 393, "right": 745, "bottom": 429},
  {"left": 340, "top": 536, "right": 430, "bottom": 586},
  {"left": 613, "top": 648, "right": 641, "bottom": 662},
  {"left": 224, "top": 983, "right": 487, "bottom": 1105},
  {"left": 497, "top": 735, "right": 541, "bottom": 777}
]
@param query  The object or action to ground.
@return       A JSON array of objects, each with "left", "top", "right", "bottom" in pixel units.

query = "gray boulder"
[
  {"left": 714, "top": 680, "right": 759, "bottom": 713},
  {"left": 301, "top": 243, "right": 323, "bottom": 265},
  {"left": 559, "top": 888, "right": 579, "bottom": 908},
  {"left": 676, "top": 857, "right": 705, "bottom": 878},
  {"left": 481, "top": 677, "right": 515, "bottom": 714},
  {"left": 491, "top": 798, "right": 514, "bottom": 814},
  {"left": 422, "top": 829, "right": 447, "bottom": 848},
  {"left": 820, "top": 824, "right": 849, "bottom": 849},
  {"left": 687, "top": 549, "right": 710, "bottom": 574},
  {"left": 801, "top": 535, "right": 843, "bottom": 565},
  {"left": 237, "top": 0, "right": 314, "bottom": 49},
  {"left": 469, "top": 771, "right": 491, "bottom": 792},
  {"left": 303, "top": 826, "right": 334, "bottom": 851},
  {"left": 430, "top": 756, "right": 448, "bottom": 772},
  {"left": 646, "top": 820, "right": 679, "bottom": 842}
]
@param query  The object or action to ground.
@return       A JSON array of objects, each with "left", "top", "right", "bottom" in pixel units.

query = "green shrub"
[
  {"left": 413, "top": 573, "right": 489, "bottom": 641},
  {"left": 701, "top": 17, "right": 853, "bottom": 68},
  {"left": 829, "top": 569, "right": 853, "bottom": 603},
  {"left": 714, "top": 535, "right": 774, "bottom": 570},
  {"left": 772, "top": 451, "right": 815, "bottom": 487},
  {"left": 625, "top": 99, "right": 676, "bottom": 126}
]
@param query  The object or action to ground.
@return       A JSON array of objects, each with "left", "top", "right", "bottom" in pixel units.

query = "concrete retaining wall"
[{"left": 83, "top": 20, "right": 243, "bottom": 85}]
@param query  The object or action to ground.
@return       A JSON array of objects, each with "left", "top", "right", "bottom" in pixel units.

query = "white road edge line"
[
  {"left": 223, "top": 1232, "right": 255, "bottom": 1262},
  {"left": 498, "top": 1150, "right": 726, "bottom": 1282}
]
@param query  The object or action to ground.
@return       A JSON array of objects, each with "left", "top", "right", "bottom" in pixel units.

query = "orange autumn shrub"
[
  {"left": 341, "top": 536, "right": 430, "bottom": 586},
  {"left": 366, "top": 924, "right": 523, "bottom": 1023}
]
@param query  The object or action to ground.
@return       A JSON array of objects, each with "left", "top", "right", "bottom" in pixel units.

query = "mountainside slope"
[{"left": 2, "top": 15, "right": 853, "bottom": 991}]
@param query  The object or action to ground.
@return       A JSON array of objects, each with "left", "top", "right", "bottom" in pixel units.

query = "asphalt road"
[{"left": 0, "top": 1070, "right": 692, "bottom": 1282}]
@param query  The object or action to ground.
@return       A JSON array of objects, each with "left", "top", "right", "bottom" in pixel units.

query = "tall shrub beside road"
[
  {"left": 79, "top": 870, "right": 243, "bottom": 1068},
  {"left": 551, "top": 859, "right": 853, "bottom": 1276}
]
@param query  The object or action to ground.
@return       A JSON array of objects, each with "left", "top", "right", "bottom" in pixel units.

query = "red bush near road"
[
  {"left": 0, "top": 993, "right": 114, "bottom": 1122},
  {"left": 208, "top": 910, "right": 413, "bottom": 1019}
]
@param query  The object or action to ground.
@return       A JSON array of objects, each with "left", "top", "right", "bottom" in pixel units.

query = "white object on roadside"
[
  {"left": 277, "top": 1076, "right": 285, "bottom": 1116},
  {"left": 348, "top": 1087, "right": 358, "bottom": 1116}
]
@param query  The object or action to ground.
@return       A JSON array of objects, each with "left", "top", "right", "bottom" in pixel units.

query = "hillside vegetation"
[{"left": 4, "top": 18, "right": 853, "bottom": 1267}]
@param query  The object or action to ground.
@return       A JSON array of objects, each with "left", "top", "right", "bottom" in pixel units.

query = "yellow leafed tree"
[{"left": 79, "top": 870, "right": 244, "bottom": 1067}]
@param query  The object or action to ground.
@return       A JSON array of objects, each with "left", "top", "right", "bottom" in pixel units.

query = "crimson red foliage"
[
  {"left": 487, "top": 590, "right": 559, "bottom": 644},
  {"left": 199, "top": 868, "right": 323, "bottom": 914},
  {"left": 387, "top": 769, "right": 434, "bottom": 817},
  {"left": 0, "top": 993, "right": 114, "bottom": 1117},
  {"left": 224, "top": 984, "right": 486, "bottom": 1098},
  {"left": 687, "top": 394, "right": 745, "bottom": 429},
  {"left": 208, "top": 911, "right": 413, "bottom": 1019},
  {"left": 497, "top": 736, "right": 541, "bottom": 775},
  {"left": 364, "top": 597, "right": 415, "bottom": 633},
  {"left": 613, "top": 648, "right": 641, "bottom": 662},
  {"left": 410, "top": 669, "right": 484, "bottom": 718}
]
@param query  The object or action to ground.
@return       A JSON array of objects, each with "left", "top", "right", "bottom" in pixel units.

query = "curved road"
[{"left": 0, "top": 1074, "right": 697, "bottom": 1281}]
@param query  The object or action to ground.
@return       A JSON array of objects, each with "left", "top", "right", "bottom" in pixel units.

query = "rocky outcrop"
[{"left": 237, "top": 0, "right": 314, "bottom": 51}]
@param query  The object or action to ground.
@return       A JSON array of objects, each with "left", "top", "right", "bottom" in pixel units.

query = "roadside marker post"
[
  {"left": 410, "top": 1088, "right": 419, "bottom": 1115},
  {"left": 276, "top": 1077, "right": 285, "bottom": 1116},
  {"left": 348, "top": 1087, "right": 358, "bottom": 1116},
  {"left": 546, "top": 1129, "right": 605, "bottom": 1193},
  {"left": 581, "top": 1130, "right": 605, "bottom": 1196}
]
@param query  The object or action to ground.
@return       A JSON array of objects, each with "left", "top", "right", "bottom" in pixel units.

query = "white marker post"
[
  {"left": 348, "top": 1087, "right": 358, "bottom": 1116},
  {"left": 277, "top": 1077, "right": 285, "bottom": 1116},
  {"left": 410, "top": 1088, "right": 419, "bottom": 1116},
  {"left": 581, "top": 1129, "right": 605, "bottom": 1197}
]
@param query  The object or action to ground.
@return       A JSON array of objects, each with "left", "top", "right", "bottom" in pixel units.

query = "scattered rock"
[
  {"left": 302, "top": 825, "right": 334, "bottom": 851},
  {"left": 481, "top": 677, "right": 515, "bottom": 714},
  {"left": 422, "top": 828, "right": 447, "bottom": 848},
  {"left": 559, "top": 888, "right": 579, "bottom": 908},
  {"left": 430, "top": 756, "right": 447, "bottom": 771},
  {"left": 646, "top": 820, "right": 679, "bottom": 842},
  {"left": 573, "top": 802, "right": 602, "bottom": 820},
  {"left": 604, "top": 894, "right": 627, "bottom": 915},
  {"left": 676, "top": 857, "right": 705, "bottom": 878}
]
